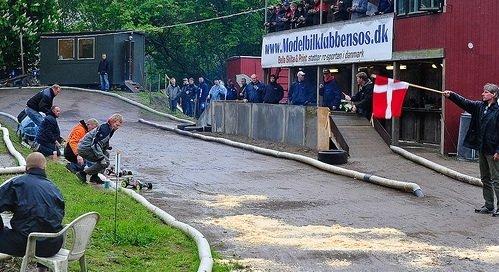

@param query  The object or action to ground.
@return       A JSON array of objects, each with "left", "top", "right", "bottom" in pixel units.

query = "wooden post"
[{"left": 20, "top": 32, "right": 25, "bottom": 75}]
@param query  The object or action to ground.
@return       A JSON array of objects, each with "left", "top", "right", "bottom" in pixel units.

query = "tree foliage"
[
  {"left": 60, "top": 0, "right": 266, "bottom": 81},
  {"left": 0, "top": 0, "right": 60, "bottom": 69}
]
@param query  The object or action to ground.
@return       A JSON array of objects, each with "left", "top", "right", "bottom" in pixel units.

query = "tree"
[{"left": 0, "top": 0, "right": 60, "bottom": 71}]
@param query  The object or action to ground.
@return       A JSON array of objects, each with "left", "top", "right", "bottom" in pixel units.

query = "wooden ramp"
[{"left": 330, "top": 112, "right": 393, "bottom": 161}]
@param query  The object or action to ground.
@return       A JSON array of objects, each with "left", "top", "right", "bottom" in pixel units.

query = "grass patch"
[
  {"left": 114, "top": 91, "right": 196, "bottom": 122},
  {"left": 0, "top": 126, "right": 234, "bottom": 271}
]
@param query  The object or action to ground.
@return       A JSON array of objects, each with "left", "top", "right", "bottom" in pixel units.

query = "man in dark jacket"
[
  {"left": 25, "top": 84, "right": 61, "bottom": 126},
  {"left": 0, "top": 152, "right": 65, "bottom": 271},
  {"left": 346, "top": 72, "right": 373, "bottom": 119},
  {"left": 244, "top": 74, "right": 266, "bottom": 103},
  {"left": 444, "top": 84, "right": 499, "bottom": 216},
  {"left": 97, "top": 53, "right": 110, "bottom": 91},
  {"left": 35, "top": 106, "right": 62, "bottom": 158},
  {"left": 320, "top": 70, "right": 343, "bottom": 110},
  {"left": 198, "top": 77, "right": 210, "bottom": 115},
  {"left": 263, "top": 74, "right": 284, "bottom": 104},
  {"left": 76, "top": 113, "right": 123, "bottom": 184},
  {"left": 289, "top": 71, "right": 316, "bottom": 106}
]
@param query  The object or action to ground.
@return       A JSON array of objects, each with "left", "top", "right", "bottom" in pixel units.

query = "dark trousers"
[
  {"left": 64, "top": 145, "right": 84, "bottom": 172},
  {"left": 0, "top": 227, "right": 63, "bottom": 257},
  {"left": 479, "top": 153, "right": 499, "bottom": 210},
  {"left": 37, "top": 142, "right": 60, "bottom": 157}
]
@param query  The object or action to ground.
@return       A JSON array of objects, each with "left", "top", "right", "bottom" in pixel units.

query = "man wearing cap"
[
  {"left": 289, "top": 71, "right": 316, "bottom": 106},
  {"left": 444, "top": 84, "right": 499, "bottom": 216},
  {"left": 320, "top": 70, "right": 343, "bottom": 110},
  {"left": 0, "top": 152, "right": 65, "bottom": 272}
]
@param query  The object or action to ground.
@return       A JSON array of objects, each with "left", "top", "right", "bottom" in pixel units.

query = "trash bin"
[{"left": 457, "top": 112, "right": 477, "bottom": 160}]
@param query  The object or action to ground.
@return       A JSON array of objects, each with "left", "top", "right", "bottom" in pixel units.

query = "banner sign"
[{"left": 261, "top": 14, "right": 394, "bottom": 68}]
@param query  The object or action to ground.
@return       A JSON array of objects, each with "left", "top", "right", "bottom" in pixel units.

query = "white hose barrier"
[
  {"left": 139, "top": 119, "right": 424, "bottom": 197},
  {"left": 102, "top": 177, "right": 213, "bottom": 272},
  {"left": 0, "top": 112, "right": 18, "bottom": 124},
  {"left": 0, "top": 124, "right": 26, "bottom": 174},
  {"left": 390, "top": 145, "right": 483, "bottom": 187}
]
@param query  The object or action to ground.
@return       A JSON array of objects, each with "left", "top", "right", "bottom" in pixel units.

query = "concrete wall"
[{"left": 211, "top": 101, "right": 329, "bottom": 150}]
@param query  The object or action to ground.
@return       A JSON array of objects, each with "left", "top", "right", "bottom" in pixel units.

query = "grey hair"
[
  {"left": 86, "top": 118, "right": 99, "bottom": 127},
  {"left": 483, "top": 83, "right": 499, "bottom": 96}
]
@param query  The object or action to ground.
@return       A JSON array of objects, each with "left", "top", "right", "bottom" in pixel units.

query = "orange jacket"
[{"left": 67, "top": 121, "right": 89, "bottom": 155}]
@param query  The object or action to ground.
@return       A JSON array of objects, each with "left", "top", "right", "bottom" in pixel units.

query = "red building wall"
[{"left": 394, "top": 1, "right": 499, "bottom": 153}]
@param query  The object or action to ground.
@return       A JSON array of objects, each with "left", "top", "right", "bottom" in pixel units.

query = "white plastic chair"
[{"left": 20, "top": 212, "right": 100, "bottom": 272}]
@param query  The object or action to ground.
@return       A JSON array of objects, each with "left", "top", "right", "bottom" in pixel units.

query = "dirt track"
[{"left": 1, "top": 88, "right": 498, "bottom": 272}]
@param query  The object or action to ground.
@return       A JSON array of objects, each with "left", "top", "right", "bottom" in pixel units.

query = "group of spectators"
[
  {"left": 21, "top": 84, "right": 123, "bottom": 184},
  {"left": 265, "top": 0, "right": 394, "bottom": 32},
  {"left": 164, "top": 75, "right": 285, "bottom": 117}
]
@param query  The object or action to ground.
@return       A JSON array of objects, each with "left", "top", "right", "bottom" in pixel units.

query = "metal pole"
[
  {"left": 113, "top": 152, "right": 121, "bottom": 242},
  {"left": 157, "top": 74, "right": 161, "bottom": 92},
  {"left": 320, "top": 0, "right": 323, "bottom": 24},
  {"left": 20, "top": 32, "right": 25, "bottom": 75},
  {"left": 316, "top": 66, "right": 320, "bottom": 106},
  {"left": 265, "top": 0, "right": 268, "bottom": 26}
]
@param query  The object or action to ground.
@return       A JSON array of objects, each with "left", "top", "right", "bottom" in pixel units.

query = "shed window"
[
  {"left": 397, "top": 0, "right": 443, "bottom": 15},
  {"left": 78, "top": 38, "right": 95, "bottom": 59},
  {"left": 58, "top": 39, "right": 74, "bottom": 60}
]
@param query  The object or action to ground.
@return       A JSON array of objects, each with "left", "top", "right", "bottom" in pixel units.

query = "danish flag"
[{"left": 373, "top": 75, "right": 409, "bottom": 119}]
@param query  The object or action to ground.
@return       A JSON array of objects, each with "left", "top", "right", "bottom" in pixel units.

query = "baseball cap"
[{"left": 297, "top": 71, "right": 305, "bottom": 76}]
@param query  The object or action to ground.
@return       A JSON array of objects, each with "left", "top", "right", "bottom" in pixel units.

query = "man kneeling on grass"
[
  {"left": 76, "top": 113, "right": 123, "bottom": 184},
  {"left": 0, "top": 152, "right": 65, "bottom": 272},
  {"left": 64, "top": 118, "right": 99, "bottom": 173}
]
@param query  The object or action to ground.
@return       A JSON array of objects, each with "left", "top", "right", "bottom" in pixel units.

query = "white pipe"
[
  {"left": 390, "top": 145, "right": 482, "bottom": 187},
  {"left": 0, "top": 124, "right": 26, "bottom": 174},
  {"left": 139, "top": 119, "right": 424, "bottom": 197},
  {"left": 100, "top": 176, "right": 213, "bottom": 272},
  {"left": 0, "top": 112, "right": 18, "bottom": 124}
]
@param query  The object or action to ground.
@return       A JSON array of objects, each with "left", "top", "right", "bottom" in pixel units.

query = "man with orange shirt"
[{"left": 64, "top": 119, "right": 99, "bottom": 173}]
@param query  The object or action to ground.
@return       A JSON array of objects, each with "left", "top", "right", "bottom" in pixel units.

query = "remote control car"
[{"left": 121, "top": 177, "right": 152, "bottom": 190}]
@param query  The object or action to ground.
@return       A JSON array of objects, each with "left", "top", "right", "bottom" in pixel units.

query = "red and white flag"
[{"left": 373, "top": 75, "right": 409, "bottom": 119}]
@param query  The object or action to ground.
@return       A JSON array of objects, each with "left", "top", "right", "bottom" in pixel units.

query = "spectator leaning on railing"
[
  {"left": 289, "top": 71, "right": 316, "bottom": 106},
  {"left": 244, "top": 74, "right": 266, "bottom": 103},
  {"left": 263, "top": 74, "right": 284, "bottom": 104}
]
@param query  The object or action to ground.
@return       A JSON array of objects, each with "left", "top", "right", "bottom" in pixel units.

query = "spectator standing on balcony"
[
  {"left": 294, "top": 4, "right": 307, "bottom": 28},
  {"left": 208, "top": 79, "right": 227, "bottom": 102},
  {"left": 320, "top": 70, "right": 343, "bottom": 110},
  {"left": 311, "top": 0, "right": 329, "bottom": 25},
  {"left": 198, "top": 77, "right": 210, "bottom": 114},
  {"left": 265, "top": 6, "right": 277, "bottom": 32},
  {"left": 166, "top": 77, "right": 181, "bottom": 112},
  {"left": 289, "top": 71, "right": 316, "bottom": 106},
  {"left": 244, "top": 74, "right": 266, "bottom": 103},
  {"left": 332, "top": 0, "right": 352, "bottom": 21},
  {"left": 349, "top": 0, "right": 368, "bottom": 19},
  {"left": 275, "top": 4, "right": 290, "bottom": 31},
  {"left": 263, "top": 75, "right": 284, "bottom": 104},
  {"left": 377, "top": 0, "right": 393, "bottom": 14},
  {"left": 366, "top": 0, "right": 379, "bottom": 16},
  {"left": 345, "top": 72, "right": 373, "bottom": 119},
  {"left": 97, "top": 53, "right": 110, "bottom": 92}
]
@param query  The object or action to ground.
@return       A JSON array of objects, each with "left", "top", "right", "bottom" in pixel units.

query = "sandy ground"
[{"left": 0, "top": 88, "right": 498, "bottom": 272}]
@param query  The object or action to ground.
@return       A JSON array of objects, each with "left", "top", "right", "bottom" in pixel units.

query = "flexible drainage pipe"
[
  {"left": 101, "top": 177, "right": 213, "bottom": 272},
  {"left": 390, "top": 145, "right": 482, "bottom": 187},
  {"left": 0, "top": 124, "right": 26, "bottom": 174},
  {"left": 0, "top": 112, "right": 18, "bottom": 124},
  {"left": 138, "top": 119, "right": 424, "bottom": 197}
]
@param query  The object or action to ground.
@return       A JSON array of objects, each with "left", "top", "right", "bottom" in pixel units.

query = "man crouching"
[{"left": 76, "top": 114, "right": 123, "bottom": 184}]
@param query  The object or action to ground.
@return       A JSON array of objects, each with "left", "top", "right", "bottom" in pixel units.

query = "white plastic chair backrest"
[{"left": 65, "top": 212, "right": 100, "bottom": 261}]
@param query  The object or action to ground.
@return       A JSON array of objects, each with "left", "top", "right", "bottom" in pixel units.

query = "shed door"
[{"left": 124, "top": 40, "right": 135, "bottom": 81}]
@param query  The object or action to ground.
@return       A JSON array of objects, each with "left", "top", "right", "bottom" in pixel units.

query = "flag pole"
[{"left": 372, "top": 74, "right": 443, "bottom": 94}]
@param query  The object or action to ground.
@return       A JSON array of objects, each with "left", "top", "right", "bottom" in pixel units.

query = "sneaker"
[
  {"left": 493, "top": 210, "right": 499, "bottom": 217},
  {"left": 90, "top": 174, "right": 104, "bottom": 184},
  {"left": 474, "top": 206, "right": 495, "bottom": 214},
  {"left": 75, "top": 171, "right": 87, "bottom": 183}
]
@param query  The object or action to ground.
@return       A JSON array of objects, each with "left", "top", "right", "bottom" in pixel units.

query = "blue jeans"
[
  {"left": 25, "top": 107, "right": 44, "bottom": 126},
  {"left": 99, "top": 73, "right": 109, "bottom": 91},
  {"left": 170, "top": 98, "right": 178, "bottom": 112}
]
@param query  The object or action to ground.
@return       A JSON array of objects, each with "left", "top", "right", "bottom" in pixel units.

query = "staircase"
[{"left": 123, "top": 80, "right": 144, "bottom": 93}]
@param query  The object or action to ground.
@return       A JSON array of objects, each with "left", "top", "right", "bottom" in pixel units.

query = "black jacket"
[
  {"left": 98, "top": 59, "right": 110, "bottom": 75},
  {"left": 449, "top": 92, "right": 499, "bottom": 155},
  {"left": 352, "top": 81, "right": 374, "bottom": 119},
  {"left": 263, "top": 82, "right": 284, "bottom": 104},
  {"left": 35, "top": 111, "right": 60, "bottom": 145},
  {"left": 26, "top": 87, "right": 55, "bottom": 114},
  {"left": 0, "top": 168, "right": 65, "bottom": 237}
]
